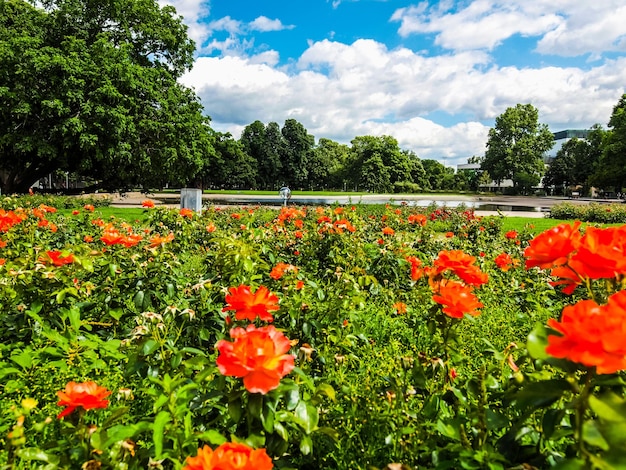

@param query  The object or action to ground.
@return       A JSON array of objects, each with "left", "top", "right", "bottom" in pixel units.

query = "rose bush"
[{"left": 0, "top": 195, "right": 624, "bottom": 469}]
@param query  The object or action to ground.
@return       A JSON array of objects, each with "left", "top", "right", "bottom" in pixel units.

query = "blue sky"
[{"left": 161, "top": 0, "right": 626, "bottom": 167}]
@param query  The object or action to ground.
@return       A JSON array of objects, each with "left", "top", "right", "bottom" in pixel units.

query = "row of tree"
[
  {"left": 2, "top": 0, "right": 626, "bottom": 195},
  {"left": 204, "top": 121, "right": 470, "bottom": 193}
]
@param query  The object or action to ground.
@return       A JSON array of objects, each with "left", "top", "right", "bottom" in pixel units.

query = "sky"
[{"left": 159, "top": 0, "right": 626, "bottom": 167}]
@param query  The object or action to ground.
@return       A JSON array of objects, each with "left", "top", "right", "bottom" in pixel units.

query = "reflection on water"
[{"left": 198, "top": 196, "right": 550, "bottom": 212}]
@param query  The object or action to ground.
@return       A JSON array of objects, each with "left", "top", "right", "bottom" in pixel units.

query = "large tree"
[
  {"left": 346, "top": 135, "right": 413, "bottom": 191},
  {"left": 201, "top": 131, "right": 257, "bottom": 189},
  {"left": 0, "top": 0, "right": 213, "bottom": 193},
  {"left": 481, "top": 103, "right": 554, "bottom": 193},
  {"left": 307, "top": 138, "right": 350, "bottom": 190},
  {"left": 591, "top": 95, "right": 626, "bottom": 192},
  {"left": 280, "top": 119, "right": 313, "bottom": 188}
]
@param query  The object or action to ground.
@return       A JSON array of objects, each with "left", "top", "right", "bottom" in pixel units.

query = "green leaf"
[
  {"left": 315, "top": 383, "right": 336, "bottom": 402},
  {"left": 294, "top": 401, "right": 319, "bottom": 434},
  {"left": 229, "top": 398, "right": 242, "bottom": 423},
  {"left": 68, "top": 306, "right": 81, "bottom": 333},
  {"left": 589, "top": 393, "right": 626, "bottom": 423},
  {"left": 436, "top": 419, "right": 460, "bottom": 441},
  {"left": 153, "top": 410, "right": 171, "bottom": 458},
  {"left": 248, "top": 393, "right": 263, "bottom": 420},
  {"left": 16, "top": 448, "right": 60, "bottom": 464},
  {"left": 299, "top": 434, "right": 313, "bottom": 455},
  {"left": 542, "top": 409, "right": 565, "bottom": 439},
  {"left": 273, "top": 422, "right": 289, "bottom": 441},
  {"left": 582, "top": 420, "right": 609, "bottom": 451},
  {"left": 102, "top": 406, "right": 130, "bottom": 428},
  {"left": 196, "top": 429, "right": 228, "bottom": 445},
  {"left": 108, "top": 307, "right": 124, "bottom": 321},
  {"left": 526, "top": 322, "right": 549, "bottom": 360},
  {"left": 11, "top": 350, "right": 33, "bottom": 370},
  {"left": 134, "top": 291, "right": 145, "bottom": 309},
  {"left": 142, "top": 339, "right": 159, "bottom": 356},
  {"left": 514, "top": 379, "right": 571, "bottom": 409}
]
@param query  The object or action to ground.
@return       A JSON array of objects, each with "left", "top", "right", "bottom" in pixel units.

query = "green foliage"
[
  {"left": 482, "top": 103, "right": 554, "bottom": 193},
  {"left": 1, "top": 195, "right": 624, "bottom": 469},
  {"left": 0, "top": 0, "right": 213, "bottom": 193},
  {"left": 549, "top": 202, "right": 626, "bottom": 223},
  {"left": 592, "top": 94, "right": 626, "bottom": 192}
]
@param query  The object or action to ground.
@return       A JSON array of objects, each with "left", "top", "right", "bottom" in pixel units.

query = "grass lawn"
[{"left": 62, "top": 206, "right": 576, "bottom": 234}]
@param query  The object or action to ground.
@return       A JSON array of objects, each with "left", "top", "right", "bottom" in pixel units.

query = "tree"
[
  {"left": 239, "top": 121, "right": 284, "bottom": 189},
  {"left": 281, "top": 119, "right": 313, "bottom": 188},
  {"left": 481, "top": 104, "right": 554, "bottom": 193},
  {"left": 202, "top": 131, "right": 257, "bottom": 189},
  {"left": 360, "top": 155, "right": 391, "bottom": 193},
  {"left": 575, "top": 125, "right": 605, "bottom": 194},
  {"left": 346, "top": 135, "right": 412, "bottom": 191},
  {"left": 307, "top": 138, "right": 350, "bottom": 190},
  {"left": 421, "top": 159, "right": 455, "bottom": 190},
  {"left": 0, "top": 0, "right": 214, "bottom": 193},
  {"left": 591, "top": 95, "right": 626, "bottom": 192},
  {"left": 543, "top": 143, "right": 576, "bottom": 194},
  {"left": 403, "top": 150, "right": 427, "bottom": 189}
]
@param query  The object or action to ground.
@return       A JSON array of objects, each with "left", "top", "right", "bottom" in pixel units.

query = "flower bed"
[{"left": 0, "top": 198, "right": 624, "bottom": 469}]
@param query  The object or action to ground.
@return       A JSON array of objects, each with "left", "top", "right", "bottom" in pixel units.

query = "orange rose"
[
  {"left": 406, "top": 256, "right": 423, "bottom": 281},
  {"left": 569, "top": 226, "right": 626, "bottom": 279},
  {"left": 546, "top": 291, "right": 626, "bottom": 374},
  {"left": 57, "top": 381, "right": 111, "bottom": 419},
  {"left": 222, "top": 285, "right": 279, "bottom": 322},
  {"left": 524, "top": 221, "right": 581, "bottom": 270},
  {"left": 393, "top": 302, "right": 407, "bottom": 314},
  {"left": 494, "top": 252, "right": 518, "bottom": 272},
  {"left": 216, "top": 324, "right": 295, "bottom": 394},
  {"left": 183, "top": 442, "right": 273, "bottom": 470},
  {"left": 1, "top": 209, "right": 26, "bottom": 232},
  {"left": 148, "top": 232, "right": 175, "bottom": 248},
  {"left": 41, "top": 250, "right": 74, "bottom": 266},
  {"left": 269, "top": 263, "right": 297, "bottom": 280},
  {"left": 141, "top": 200, "right": 155, "bottom": 208},
  {"left": 433, "top": 250, "right": 488, "bottom": 286},
  {"left": 432, "top": 280, "right": 483, "bottom": 318},
  {"left": 180, "top": 208, "right": 194, "bottom": 218},
  {"left": 408, "top": 213, "right": 427, "bottom": 226}
]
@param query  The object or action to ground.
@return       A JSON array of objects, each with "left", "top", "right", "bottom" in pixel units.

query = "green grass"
[
  {"left": 500, "top": 217, "right": 569, "bottom": 234},
  {"left": 58, "top": 206, "right": 614, "bottom": 234},
  {"left": 58, "top": 207, "right": 149, "bottom": 223}
]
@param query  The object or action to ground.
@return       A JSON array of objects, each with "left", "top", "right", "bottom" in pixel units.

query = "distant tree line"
[
  {"left": 202, "top": 120, "right": 472, "bottom": 193},
  {"left": 2, "top": 0, "right": 626, "bottom": 195}
]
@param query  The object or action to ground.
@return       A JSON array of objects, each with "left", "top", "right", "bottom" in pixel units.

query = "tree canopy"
[
  {"left": 481, "top": 104, "right": 554, "bottom": 192},
  {"left": 592, "top": 94, "right": 626, "bottom": 192},
  {"left": 0, "top": 0, "right": 214, "bottom": 193}
]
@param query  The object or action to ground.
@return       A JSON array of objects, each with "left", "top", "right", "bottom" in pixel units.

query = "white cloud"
[
  {"left": 181, "top": 38, "right": 625, "bottom": 167},
  {"left": 249, "top": 16, "right": 294, "bottom": 32},
  {"left": 208, "top": 16, "right": 242, "bottom": 35},
  {"left": 391, "top": 1, "right": 561, "bottom": 51},
  {"left": 536, "top": 3, "right": 626, "bottom": 56},
  {"left": 390, "top": 1, "right": 626, "bottom": 57}
]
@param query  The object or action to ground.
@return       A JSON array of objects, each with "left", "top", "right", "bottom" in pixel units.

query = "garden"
[{"left": 1, "top": 194, "right": 625, "bottom": 469}]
